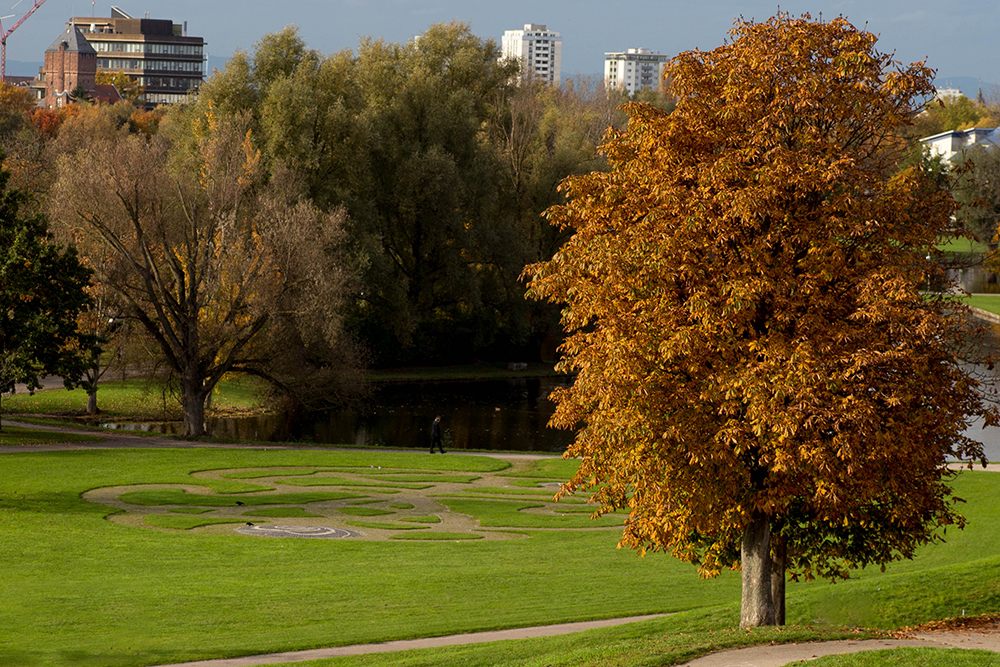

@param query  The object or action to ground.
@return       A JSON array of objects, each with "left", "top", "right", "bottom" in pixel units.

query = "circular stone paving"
[{"left": 237, "top": 525, "right": 361, "bottom": 539}]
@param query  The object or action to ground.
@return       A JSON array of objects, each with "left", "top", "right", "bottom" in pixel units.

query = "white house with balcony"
[
  {"left": 921, "top": 127, "right": 1000, "bottom": 163},
  {"left": 604, "top": 48, "right": 669, "bottom": 95}
]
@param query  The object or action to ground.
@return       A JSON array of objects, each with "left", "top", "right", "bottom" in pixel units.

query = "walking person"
[{"left": 430, "top": 415, "right": 445, "bottom": 454}]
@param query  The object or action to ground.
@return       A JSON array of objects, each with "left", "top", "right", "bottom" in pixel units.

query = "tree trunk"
[
  {"left": 771, "top": 535, "right": 787, "bottom": 626},
  {"left": 86, "top": 389, "right": 98, "bottom": 415},
  {"left": 181, "top": 372, "right": 207, "bottom": 438},
  {"left": 740, "top": 510, "right": 775, "bottom": 628}
]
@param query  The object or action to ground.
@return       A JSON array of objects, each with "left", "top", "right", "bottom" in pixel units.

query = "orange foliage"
[
  {"left": 526, "top": 12, "right": 996, "bottom": 624},
  {"left": 29, "top": 108, "right": 62, "bottom": 139}
]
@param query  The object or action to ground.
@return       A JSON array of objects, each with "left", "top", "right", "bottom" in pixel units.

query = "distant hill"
[{"left": 6, "top": 60, "right": 42, "bottom": 77}]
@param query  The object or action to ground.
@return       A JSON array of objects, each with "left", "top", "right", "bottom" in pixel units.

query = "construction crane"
[{"left": 0, "top": 0, "right": 48, "bottom": 82}]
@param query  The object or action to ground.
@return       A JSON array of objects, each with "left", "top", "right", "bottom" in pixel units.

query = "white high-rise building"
[
  {"left": 502, "top": 24, "right": 562, "bottom": 86},
  {"left": 604, "top": 48, "right": 669, "bottom": 95}
]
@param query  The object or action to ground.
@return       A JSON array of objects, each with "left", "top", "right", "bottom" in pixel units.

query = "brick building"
[{"left": 42, "top": 23, "right": 97, "bottom": 108}]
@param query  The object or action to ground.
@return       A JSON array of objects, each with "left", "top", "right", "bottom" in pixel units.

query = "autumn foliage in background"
[{"left": 526, "top": 13, "right": 997, "bottom": 628}]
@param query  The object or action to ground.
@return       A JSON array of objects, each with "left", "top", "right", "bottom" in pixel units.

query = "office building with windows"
[
  {"left": 69, "top": 6, "right": 205, "bottom": 106},
  {"left": 604, "top": 48, "right": 669, "bottom": 95},
  {"left": 502, "top": 24, "right": 561, "bottom": 86}
]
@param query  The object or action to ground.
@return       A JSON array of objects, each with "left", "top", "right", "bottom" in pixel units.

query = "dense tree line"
[
  {"left": 193, "top": 22, "right": 631, "bottom": 366},
  {"left": 0, "top": 22, "right": 637, "bottom": 432}
]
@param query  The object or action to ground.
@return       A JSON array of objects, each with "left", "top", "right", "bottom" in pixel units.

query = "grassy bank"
[
  {"left": 0, "top": 375, "right": 266, "bottom": 422},
  {"left": 0, "top": 446, "right": 997, "bottom": 666},
  {"left": 964, "top": 294, "right": 1000, "bottom": 315}
]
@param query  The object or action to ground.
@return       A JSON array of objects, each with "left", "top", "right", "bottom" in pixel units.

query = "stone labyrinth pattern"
[
  {"left": 82, "top": 463, "right": 620, "bottom": 541},
  {"left": 237, "top": 525, "right": 361, "bottom": 539}
]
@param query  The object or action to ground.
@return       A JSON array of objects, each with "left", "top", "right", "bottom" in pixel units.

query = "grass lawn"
[
  {"left": 788, "top": 647, "right": 1000, "bottom": 666},
  {"left": 0, "top": 448, "right": 999, "bottom": 666},
  {"left": 964, "top": 294, "right": 1000, "bottom": 315},
  {"left": 937, "top": 236, "right": 990, "bottom": 254},
  {"left": 0, "top": 425, "right": 103, "bottom": 446},
  {"left": 0, "top": 375, "right": 265, "bottom": 420}
]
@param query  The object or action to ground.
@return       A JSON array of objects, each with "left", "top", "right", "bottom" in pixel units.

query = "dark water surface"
[{"left": 104, "top": 377, "right": 576, "bottom": 452}]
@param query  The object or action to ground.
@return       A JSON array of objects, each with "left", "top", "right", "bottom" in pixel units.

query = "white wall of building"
[
  {"left": 922, "top": 127, "right": 1000, "bottom": 162},
  {"left": 604, "top": 48, "right": 669, "bottom": 95},
  {"left": 502, "top": 23, "right": 562, "bottom": 86}
]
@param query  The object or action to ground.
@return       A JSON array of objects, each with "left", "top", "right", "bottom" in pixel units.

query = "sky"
[{"left": 3, "top": 0, "right": 997, "bottom": 92}]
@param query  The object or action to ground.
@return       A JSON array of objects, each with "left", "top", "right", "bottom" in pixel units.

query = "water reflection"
[{"left": 105, "top": 377, "right": 576, "bottom": 452}]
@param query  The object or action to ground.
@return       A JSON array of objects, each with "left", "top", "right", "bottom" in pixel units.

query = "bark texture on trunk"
[
  {"left": 740, "top": 510, "right": 775, "bottom": 628},
  {"left": 86, "top": 390, "right": 98, "bottom": 415},
  {"left": 771, "top": 535, "right": 787, "bottom": 626},
  {"left": 181, "top": 373, "right": 207, "bottom": 438}
]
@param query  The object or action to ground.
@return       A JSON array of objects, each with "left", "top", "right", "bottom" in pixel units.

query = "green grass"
[
  {"left": 1, "top": 449, "right": 999, "bottom": 667},
  {"left": 278, "top": 476, "right": 432, "bottom": 490},
  {"left": 0, "top": 425, "right": 103, "bottom": 446},
  {"left": 347, "top": 521, "right": 428, "bottom": 531},
  {"left": 398, "top": 515, "right": 441, "bottom": 524},
  {"left": 389, "top": 532, "right": 484, "bottom": 541},
  {"left": 791, "top": 647, "right": 1000, "bottom": 666},
  {"left": 936, "top": 236, "right": 989, "bottom": 254},
  {"left": 243, "top": 508, "right": 323, "bottom": 518},
  {"left": 337, "top": 507, "right": 395, "bottom": 516},
  {"left": 276, "top": 607, "right": 885, "bottom": 667},
  {"left": 963, "top": 294, "right": 1000, "bottom": 315},
  {"left": 119, "top": 488, "right": 364, "bottom": 507},
  {"left": 0, "top": 375, "right": 264, "bottom": 419},
  {"left": 144, "top": 515, "right": 250, "bottom": 530},
  {"left": 358, "top": 474, "right": 481, "bottom": 484},
  {"left": 437, "top": 498, "right": 625, "bottom": 529}
]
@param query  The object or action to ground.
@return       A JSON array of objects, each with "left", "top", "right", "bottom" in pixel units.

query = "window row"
[
  {"left": 136, "top": 76, "right": 200, "bottom": 90},
  {"left": 97, "top": 58, "right": 203, "bottom": 73},
  {"left": 90, "top": 41, "right": 203, "bottom": 56}
]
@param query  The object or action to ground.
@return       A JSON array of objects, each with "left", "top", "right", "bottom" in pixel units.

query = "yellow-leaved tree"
[{"left": 525, "top": 13, "right": 996, "bottom": 628}]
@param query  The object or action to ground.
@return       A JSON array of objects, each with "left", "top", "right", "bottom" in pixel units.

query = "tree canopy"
[
  {"left": 50, "top": 108, "right": 357, "bottom": 437},
  {"left": 526, "top": 13, "right": 995, "bottom": 628},
  {"left": 0, "top": 162, "right": 97, "bottom": 428}
]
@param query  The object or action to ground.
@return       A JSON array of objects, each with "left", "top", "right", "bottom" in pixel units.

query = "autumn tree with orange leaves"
[{"left": 526, "top": 13, "right": 996, "bottom": 628}]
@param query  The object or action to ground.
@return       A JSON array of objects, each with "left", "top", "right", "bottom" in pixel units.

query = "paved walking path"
[
  {"left": 149, "top": 615, "right": 668, "bottom": 667},
  {"left": 144, "top": 625, "right": 1000, "bottom": 667},
  {"left": 680, "top": 626, "right": 1000, "bottom": 666}
]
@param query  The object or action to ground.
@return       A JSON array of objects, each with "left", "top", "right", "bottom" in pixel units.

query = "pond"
[{"left": 103, "top": 376, "right": 576, "bottom": 452}]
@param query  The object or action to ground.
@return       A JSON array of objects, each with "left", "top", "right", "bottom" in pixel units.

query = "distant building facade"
[
  {"left": 70, "top": 6, "right": 205, "bottom": 106},
  {"left": 604, "top": 48, "right": 669, "bottom": 95},
  {"left": 922, "top": 127, "right": 1000, "bottom": 162},
  {"left": 502, "top": 24, "right": 562, "bottom": 86},
  {"left": 42, "top": 24, "right": 97, "bottom": 108}
]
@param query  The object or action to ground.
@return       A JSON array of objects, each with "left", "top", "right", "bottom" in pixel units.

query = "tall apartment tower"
[
  {"left": 42, "top": 24, "right": 97, "bottom": 108},
  {"left": 604, "top": 48, "right": 669, "bottom": 95},
  {"left": 69, "top": 6, "right": 205, "bottom": 107},
  {"left": 502, "top": 24, "right": 562, "bottom": 86}
]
